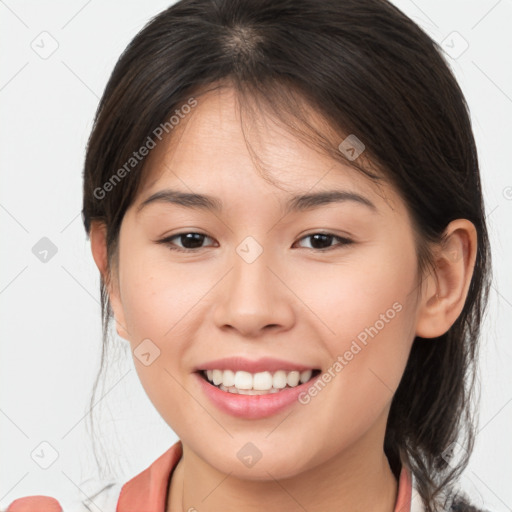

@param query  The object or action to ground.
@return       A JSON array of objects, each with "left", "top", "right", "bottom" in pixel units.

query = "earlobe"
[
  {"left": 415, "top": 219, "right": 477, "bottom": 339},
  {"left": 89, "top": 221, "right": 130, "bottom": 340}
]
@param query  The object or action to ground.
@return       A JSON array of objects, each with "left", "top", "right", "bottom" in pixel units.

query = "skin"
[{"left": 90, "top": 86, "right": 477, "bottom": 512}]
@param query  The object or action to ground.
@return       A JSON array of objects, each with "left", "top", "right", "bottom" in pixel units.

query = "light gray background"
[{"left": 1, "top": 0, "right": 511, "bottom": 510}]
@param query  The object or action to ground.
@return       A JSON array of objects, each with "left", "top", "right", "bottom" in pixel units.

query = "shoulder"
[
  {"left": 3, "top": 496, "right": 62, "bottom": 512},
  {"left": 3, "top": 440, "right": 183, "bottom": 512},
  {"left": 2, "top": 481, "right": 123, "bottom": 512}
]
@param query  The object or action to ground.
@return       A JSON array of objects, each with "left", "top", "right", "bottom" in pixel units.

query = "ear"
[
  {"left": 415, "top": 219, "right": 478, "bottom": 338},
  {"left": 89, "top": 220, "right": 130, "bottom": 340}
]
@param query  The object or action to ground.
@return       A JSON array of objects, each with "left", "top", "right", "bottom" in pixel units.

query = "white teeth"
[
  {"left": 234, "top": 371, "right": 253, "bottom": 390},
  {"left": 272, "top": 370, "right": 287, "bottom": 389},
  {"left": 287, "top": 370, "right": 300, "bottom": 387},
  {"left": 253, "top": 371, "right": 272, "bottom": 391},
  {"left": 212, "top": 369, "right": 223, "bottom": 386},
  {"left": 203, "top": 368, "right": 317, "bottom": 393},
  {"left": 300, "top": 370, "right": 312, "bottom": 384},
  {"left": 223, "top": 369, "right": 235, "bottom": 387}
]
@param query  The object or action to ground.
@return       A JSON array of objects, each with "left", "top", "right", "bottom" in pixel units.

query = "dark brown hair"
[{"left": 81, "top": 1, "right": 492, "bottom": 510}]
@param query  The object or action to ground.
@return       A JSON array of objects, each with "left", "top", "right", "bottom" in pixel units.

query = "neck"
[{"left": 167, "top": 430, "right": 399, "bottom": 512}]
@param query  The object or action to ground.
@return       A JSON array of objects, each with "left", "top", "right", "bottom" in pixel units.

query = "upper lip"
[{"left": 195, "top": 356, "right": 318, "bottom": 374}]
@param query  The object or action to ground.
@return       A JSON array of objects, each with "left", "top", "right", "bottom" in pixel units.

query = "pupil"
[
  {"left": 182, "top": 233, "right": 204, "bottom": 248},
  {"left": 311, "top": 234, "right": 332, "bottom": 249}
]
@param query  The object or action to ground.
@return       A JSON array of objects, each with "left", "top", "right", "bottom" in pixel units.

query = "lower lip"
[{"left": 194, "top": 372, "right": 321, "bottom": 419}]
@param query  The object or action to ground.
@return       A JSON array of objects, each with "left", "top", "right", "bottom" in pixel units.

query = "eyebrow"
[{"left": 136, "top": 188, "right": 377, "bottom": 215}]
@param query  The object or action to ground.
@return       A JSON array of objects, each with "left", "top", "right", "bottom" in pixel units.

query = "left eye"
[
  {"left": 293, "top": 233, "right": 353, "bottom": 250},
  {"left": 156, "top": 232, "right": 353, "bottom": 252}
]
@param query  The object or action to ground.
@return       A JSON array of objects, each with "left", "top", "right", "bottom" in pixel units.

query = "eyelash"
[{"left": 155, "top": 231, "right": 354, "bottom": 253}]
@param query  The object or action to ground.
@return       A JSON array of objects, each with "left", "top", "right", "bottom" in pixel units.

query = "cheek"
[
  {"left": 118, "top": 239, "right": 209, "bottom": 343},
  {"left": 294, "top": 238, "right": 417, "bottom": 346},
  {"left": 115, "top": 241, "right": 206, "bottom": 422},
  {"left": 303, "top": 240, "right": 418, "bottom": 424}
]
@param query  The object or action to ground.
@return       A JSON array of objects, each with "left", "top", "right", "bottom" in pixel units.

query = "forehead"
[{"left": 136, "top": 86, "right": 397, "bottom": 213}]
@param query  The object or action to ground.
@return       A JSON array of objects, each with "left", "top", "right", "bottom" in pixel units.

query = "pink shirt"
[{"left": 5, "top": 440, "right": 417, "bottom": 511}]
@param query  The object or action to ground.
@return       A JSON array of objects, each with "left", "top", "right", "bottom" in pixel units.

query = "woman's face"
[{"left": 108, "top": 86, "right": 424, "bottom": 479}]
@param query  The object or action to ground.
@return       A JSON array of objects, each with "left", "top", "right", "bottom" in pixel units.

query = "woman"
[{"left": 6, "top": 0, "right": 492, "bottom": 510}]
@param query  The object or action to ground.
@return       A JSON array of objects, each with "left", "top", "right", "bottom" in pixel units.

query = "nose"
[{"left": 213, "top": 248, "right": 296, "bottom": 338}]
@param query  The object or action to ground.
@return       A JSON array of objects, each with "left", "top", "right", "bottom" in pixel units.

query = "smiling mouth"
[{"left": 197, "top": 368, "right": 322, "bottom": 395}]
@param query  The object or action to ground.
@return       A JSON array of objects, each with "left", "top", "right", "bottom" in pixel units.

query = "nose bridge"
[
  {"left": 230, "top": 237, "right": 276, "bottom": 312},
  {"left": 213, "top": 236, "right": 295, "bottom": 335}
]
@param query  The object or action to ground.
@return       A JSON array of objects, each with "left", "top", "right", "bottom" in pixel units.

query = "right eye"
[{"left": 156, "top": 232, "right": 217, "bottom": 252}]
